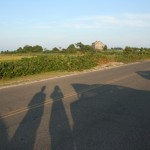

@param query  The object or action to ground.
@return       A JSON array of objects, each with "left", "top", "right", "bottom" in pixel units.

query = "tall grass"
[
  {"left": 0, "top": 54, "right": 96, "bottom": 79},
  {"left": 0, "top": 51, "right": 150, "bottom": 79}
]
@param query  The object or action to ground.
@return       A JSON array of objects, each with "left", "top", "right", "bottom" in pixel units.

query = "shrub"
[{"left": 0, "top": 54, "right": 96, "bottom": 79}]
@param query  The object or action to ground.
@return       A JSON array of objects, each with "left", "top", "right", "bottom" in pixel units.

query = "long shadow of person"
[
  {"left": 49, "top": 85, "right": 74, "bottom": 150},
  {"left": 10, "top": 86, "right": 46, "bottom": 150},
  {"left": 0, "top": 117, "right": 10, "bottom": 150},
  {"left": 71, "top": 83, "right": 150, "bottom": 150}
]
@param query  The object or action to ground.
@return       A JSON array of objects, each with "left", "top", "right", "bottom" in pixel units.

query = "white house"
[{"left": 92, "top": 41, "right": 105, "bottom": 51}]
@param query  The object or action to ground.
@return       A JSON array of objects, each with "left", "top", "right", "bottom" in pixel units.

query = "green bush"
[
  {"left": 0, "top": 51, "right": 150, "bottom": 79},
  {"left": 0, "top": 54, "right": 96, "bottom": 79}
]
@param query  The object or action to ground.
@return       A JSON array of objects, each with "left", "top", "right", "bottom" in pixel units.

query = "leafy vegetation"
[
  {"left": 0, "top": 54, "right": 96, "bottom": 79},
  {"left": 1, "top": 45, "right": 43, "bottom": 54},
  {"left": 0, "top": 44, "right": 150, "bottom": 79}
]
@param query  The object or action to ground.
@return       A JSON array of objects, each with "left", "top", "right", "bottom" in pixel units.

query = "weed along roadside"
[
  {"left": 0, "top": 50, "right": 150, "bottom": 87},
  {"left": 0, "top": 60, "right": 149, "bottom": 89},
  {"left": 0, "top": 54, "right": 96, "bottom": 79}
]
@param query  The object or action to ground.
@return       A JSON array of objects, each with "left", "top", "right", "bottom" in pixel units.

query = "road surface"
[{"left": 0, "top": 61, "right": 150, "bottom": 150}]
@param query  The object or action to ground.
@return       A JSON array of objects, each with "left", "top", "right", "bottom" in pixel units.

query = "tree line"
[
  {"left": 1, "top": 42, "right": 107, "bottom": 54},
  {"left": 1, "top": 42, "right": 150, "bottom": 54},
  {"left": 124, "top": 46, "right": 150, "bottom": 53},
  {"left": 1, "top": 45, "right": 43, "bottom": 54}
]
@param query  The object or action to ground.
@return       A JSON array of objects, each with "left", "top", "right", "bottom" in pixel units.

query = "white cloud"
[
  {"left": 121, "top": 13, "right": 150, "bottom": 27},
  {"left": 4, "top": 13, "right": 149, "bottom": 30},
  {"left": 62, "top": 13, "right": 150, "bottom": 29}
]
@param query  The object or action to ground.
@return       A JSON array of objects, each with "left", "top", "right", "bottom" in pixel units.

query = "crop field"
[
  {"left": 0, "top": 51, "right": 150, "bottom": 80},
  {"left": 0, "top": 54, "right": 96, "bottom": 79},
  {"left": 0, "top": 54, "right": 35, "bottom": 61}
]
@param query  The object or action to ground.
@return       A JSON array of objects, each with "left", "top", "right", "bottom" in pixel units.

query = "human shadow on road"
[
  {"left": 0, "top": 117, "right": 10, "bottom": 150},
  {"left": 71, "top": 83, "right": 150, "bottom": 150},
  {"left": 2, "top": 83, "right": 149, "bottom": 149},
  {"left": 49, "top": 85, "right": 74, "bottom": 150},
  {"left": 10, "top": 86, "right": 46, "bottom": 150},
  {"left": 137, "top": 71, "right": 150, "bottom": 80}
]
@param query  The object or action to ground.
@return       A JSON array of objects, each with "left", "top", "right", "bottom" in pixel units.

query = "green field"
[
  {"left": 0, "top": 54, "right": 35, "bottom": 61},
  {"left": 0, "top": 51, "right": 150, "bottom": 82}
]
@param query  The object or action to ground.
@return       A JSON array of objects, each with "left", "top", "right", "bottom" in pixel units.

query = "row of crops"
[
  {"left": 0, "top": 51, "right": 150, "bottom": 79},
  {"left": 0, "top": 54, "right": 96, "bottom": 79}
]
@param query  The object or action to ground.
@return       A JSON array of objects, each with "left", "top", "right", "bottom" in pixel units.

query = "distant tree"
[
  {"left": 75, "top": 42, "right": 85, "bottom": 51},
  {"left": 32, "top": 45, "right": 43, "bottom": 52},
  {"left": 23, "top": 45, "right": 33, "bottom": 53},
  {"left": 84, "top": 45, "right": 94, "bottom": 53},
  {"left": 75, "top": 42, "right": 95, "bottom": 53},
  {"left": 103, "top": 45, "right": 108, "bottom": 51},
  {"left": 51, "top": 47, "right": 60, "bottom": 53},
  {"left": 140, "top": 47, "right": 144, "bottom": 52},
  {"left": 16, "top": 45, "right": 43, "bottom": 53},
  {"left": 17, "top": 47, "right": 23, "bottom": 53},
  {"left": 66, "top": 44, "right": 77, "bottom": 53},
  {"left": 111, "top": 47, "right": 123, "bottom": 50},
  {"left": 3, "top": 50, "right": 11, "bottom": 54},
  {"left": 124, "top": 46, "right": 133, "bottom": 54},
  {"left": 61, "top": 48, "right": 67, "bottom": 53},
  {"left": 44, "top": 48, "right": 48, "bottom": 51}
]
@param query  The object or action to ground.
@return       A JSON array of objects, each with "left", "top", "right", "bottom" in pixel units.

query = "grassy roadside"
[
  {"left": 0, "top": 71, "right": 78, "bottom": 88},
  {"left": 1, "top": 59, "right": 149, "bottom": 88},
  {"left": 0, "top": 51, "right": 150, "bottom": 88}
]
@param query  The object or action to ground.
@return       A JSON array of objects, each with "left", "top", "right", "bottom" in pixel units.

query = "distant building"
[{"left": 92, "top": 41, "right": 105, "bottom": 51}]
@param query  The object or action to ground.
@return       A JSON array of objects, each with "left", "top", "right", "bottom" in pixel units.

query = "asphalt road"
[{"left": 0, "top": 61, "right": 150, "bottom": 150}]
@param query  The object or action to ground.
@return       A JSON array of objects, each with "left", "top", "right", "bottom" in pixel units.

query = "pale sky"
[{"left": 0, "top": 0, "right": 150, "bottom": 50}]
